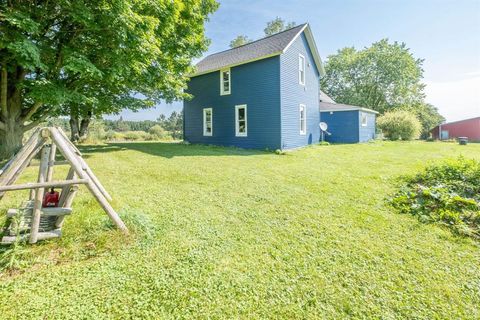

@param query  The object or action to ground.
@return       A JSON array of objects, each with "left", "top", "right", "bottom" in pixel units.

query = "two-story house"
[{"left": 183, "top": 23, "right": 324, "bottom": 150}]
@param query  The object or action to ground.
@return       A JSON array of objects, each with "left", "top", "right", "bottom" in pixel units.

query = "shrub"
[
  {"left": 390, "top": 157, "right": 480, "bottom": 239},
  {"left": 148, "top": 125, "right": 167, "bottom": 139},
  {"left": 82, "top": 120, "right": 107, "bottom": 144},
  {"left": 124, "top": 131, "right": 149, "bottom": 141},
  {"left": 377, "top": 110, "right": 421, "bottom": 140}
]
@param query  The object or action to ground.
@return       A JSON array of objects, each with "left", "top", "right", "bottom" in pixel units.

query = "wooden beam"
[
  {"left": 0, "top": 128, "right": 45, "bottom": 200},
  {"left": 49, "top": 128, "right": 128, "bottom": 233},
  {"left": 2, "top": 230, "right": 62, "bottom": 245},
  {"left": 0, "top": 179, "right": 88, "bottom": 192},
  {"left": 28, "top": 160, "right": 69, "bottom": 167},
  {"left": 57, "top": 128, "right": 112, "bottom": 201},
  {"left": 7, "top": 207, "right": 72, "bottom": 217},
  {"left": 46, "top": 143, "right": 57, "bottom": 182},
  {"left": 56, "top": 168, "right": 78, "bottom": 228},
  {"left": 30, "top": 146, "right": 50, "bottom": 244}
]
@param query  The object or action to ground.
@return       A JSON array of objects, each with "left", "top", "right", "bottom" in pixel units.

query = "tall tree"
[
  {"left": 321, "top": 39, "right": 444, "bottom": 135},
  {"left": 405, "top": 102, "right": 445, "bottom": 139},
  {"left": 229, "top": 35, "right": 252, "bottom": 48},
  {"left": 321, "top": 40, "right": 426, "bottom": 113},
  {"left": 0, "top": 0, "right": 218, "bottom": 158},
  {"left": 264, "top": 17, "right": 296, "bottom": 36}
]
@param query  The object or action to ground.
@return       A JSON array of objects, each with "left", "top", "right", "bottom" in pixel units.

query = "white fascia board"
[
  {"left": 189, "top": 52, "right": 282, "bottom": 78},
  {"left": 320, "top": 107, "right": 379, "bottom": 114},
  {"left": 283, "top": 24, "right": 325, "bottom": 77}
]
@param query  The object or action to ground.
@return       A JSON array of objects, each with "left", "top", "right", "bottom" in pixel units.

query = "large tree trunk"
[
  {"left": 0, "top": 64, "right": 46, "bottom": 160},
  {"left": 0, "top": 121, "right": 24, "bottom": 159},
  {"left": 69, "top": 110, "right": 92, "bottom": 143}
]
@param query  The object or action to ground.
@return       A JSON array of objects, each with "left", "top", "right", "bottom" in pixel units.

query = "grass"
[{"left": 0, "top": 141, "right": 479, "bottom": 319}]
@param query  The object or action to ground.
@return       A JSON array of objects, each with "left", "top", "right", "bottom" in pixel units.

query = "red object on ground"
[
  {"left": 431, "top": 117, "right": 480, "bottom": 141},
  {"left": 43, "top": 189, "right": 60, "bottom": 207}
]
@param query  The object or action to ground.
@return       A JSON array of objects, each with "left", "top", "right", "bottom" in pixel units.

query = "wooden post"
[
  {"left": 57, "top": 127, "right": 112, "bottom": 201},
  {"left": 58, "top": 167, "right": 76, "bottom": 206},
  {"left": 56, "top": 167, "right": 79, "bottom": 228},
  {"left": 0, "top": 179, "right": 88, "bottom": 192},
  {"left": 46, "top": 143, "right": 57, "bottom": 182},
  {"left": 0, "top": 129, "right": 45, "bottom": 200},
  {"left": 49, "top": 128, "right": 128, "bottom": 233},
  {"left": 29, "top": 146, "right": 50, "bottom": 244}
]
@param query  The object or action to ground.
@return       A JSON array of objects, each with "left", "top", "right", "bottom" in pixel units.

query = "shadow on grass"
[{"left": 79, "top": 142, "right": 269, "bottom": 159}]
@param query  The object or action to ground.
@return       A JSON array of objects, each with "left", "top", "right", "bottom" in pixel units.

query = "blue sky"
[{"left": 115, "top": 0, "right": 480, "bottom": 122}]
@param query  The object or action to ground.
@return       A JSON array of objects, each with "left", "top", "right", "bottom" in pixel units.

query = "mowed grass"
[{"left": 0, "top": 141, "right": 479, "bottom": 319}]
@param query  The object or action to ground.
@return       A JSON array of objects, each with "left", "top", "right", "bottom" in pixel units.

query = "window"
[
  {"left": 203, "top": 108, "right": 213, "bottom": 136},
  {"left": 299, "top": 54, "right": 305, "bottom": 85},
  {"left": 361, "top": 113, "right": 368, "bottom": 127},
  {"left": 235, "top": 105, "right": 247, "bottom": 137},
  {"left": 220, "top": 68, "right": 231, "bottom": 95},
  {"left": 299, "top": 104, "right": 306, "bottom": 135}
]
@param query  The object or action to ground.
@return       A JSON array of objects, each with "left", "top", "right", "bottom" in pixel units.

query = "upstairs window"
[
  {"left": 203, "top": 108, "right": 213, "bottom": 136},
  {"left": 299, "top": 104, "right": 306, "bottom": 135},
  {"left": 235, "top": 105, "right": 247, "bottom": 137},
  {"left": 299, "top": 54, "right": 305, "bottom": 85},
  {"left": 361, "top": 113, "right": 368, "bottom": 127},
  {"left": 220, "top": 68, "right": 231, "bottom": 95}
]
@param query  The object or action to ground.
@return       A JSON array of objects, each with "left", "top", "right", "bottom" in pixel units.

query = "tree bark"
[
  {"left": 69, "top": 110, "right": 91, "bottom": 142},
  {"left": 79, "top": 113, "right": 91, "bottom": 141},
  {"left": 69, "top": 115, "right": 80, "bottom": 142},
  {"left": 0, "top": 120, "right": 24, "bottom": 159}
]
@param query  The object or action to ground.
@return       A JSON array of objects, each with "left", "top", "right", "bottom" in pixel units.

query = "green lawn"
[{"left": 0, "top": 141, "right": 479, "bottom": 319}]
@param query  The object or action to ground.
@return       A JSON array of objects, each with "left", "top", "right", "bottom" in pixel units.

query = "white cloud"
[{"left": 424, "top": 76, "right": 480, "bottom": 122}]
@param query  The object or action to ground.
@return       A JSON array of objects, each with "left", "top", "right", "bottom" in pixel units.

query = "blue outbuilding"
[
  {"left": 184, "top": 23, "right": 325, "bottom": 150},
  {"left": 319, "top": 92, "right": 378, "bottom": 143}
]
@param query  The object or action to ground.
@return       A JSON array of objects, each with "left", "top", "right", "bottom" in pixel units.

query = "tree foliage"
[
  {"left": 320, "top": 39, "right": 444, "bottom": 136},
  {"left": 0, "top": 0, "right": 218, "bottom": 158},
  {"left": 321, "top": 40, "right": 426, "bottom": 113},
  {"left": 377, "top": 110, "right": 422, "bottom": 140},
  {"left": 229, "top": 35, "right": 252, "bottom": 48},
  {"left": 264, "top": 17, "right": 296, "bottom": 36}
]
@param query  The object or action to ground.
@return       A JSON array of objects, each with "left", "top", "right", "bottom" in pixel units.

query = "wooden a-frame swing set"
[{"left": 0, "top": 127, "right": 128, "bottom": 244}]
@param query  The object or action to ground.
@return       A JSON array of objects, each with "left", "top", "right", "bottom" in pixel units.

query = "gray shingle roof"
[
  {"left": 319, "top": 101, "right": 379, "bottom": 114},
  {"left": 319, "top": 90, "right": 336, "bottom": 103},
  {"left": 194, "top": 24, "right": 308, "bottom": 76}
]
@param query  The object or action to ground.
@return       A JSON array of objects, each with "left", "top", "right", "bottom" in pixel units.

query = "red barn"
[{"left": 431, "top": 117, "right": 480, "bottom": 141}]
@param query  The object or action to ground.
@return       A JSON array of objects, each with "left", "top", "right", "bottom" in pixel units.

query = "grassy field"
[{"left": 0, "top": 141, "right": 479, "bottom": 319}]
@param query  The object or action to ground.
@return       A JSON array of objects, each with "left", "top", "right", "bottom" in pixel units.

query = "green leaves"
[
  {"left": 390, "top": 157, "right": 480, "bottom": 240},
  {"left": 0, "top": 0, "right": 218, "bottom": 124},
  {"left": 63, "top": 53, "right": 103, "bottom": 80},
  {"left": 6, "top": 39, "right": 44, "bottom": 70},
  {"left": 321, "top": 39, "right": 425, "bottom": 113}
]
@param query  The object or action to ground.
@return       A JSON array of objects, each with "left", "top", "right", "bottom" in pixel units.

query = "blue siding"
[
  {"left": 320, "top": 110, "right": 359, "bottom": 143},
  {"left": 358, "top": 111, "right": 376, "bottom": 142},
  {"left": 280, "top": 33, "right": 320, "bottom": 149},
  {"left": 320, "top": 110, "right": 377, "bottom": 143},
  {"left": 184, "top": 56, "right": 281, "bottom": 150}
]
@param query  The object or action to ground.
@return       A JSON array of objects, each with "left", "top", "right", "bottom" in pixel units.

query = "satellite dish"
[{"left": 319, "top": 122, "right": 328, "bottom": 131}]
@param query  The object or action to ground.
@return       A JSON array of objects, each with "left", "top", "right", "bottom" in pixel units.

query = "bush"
[
  {"left": 148, "top": 125, "right": 167, "bottom": 139},
  {"left": 377, "top": 110, "right": 421, "bottom": 140},
  {"left": 124, "top": 131, "right": 149, "bottom": 141},
  {"left": 82, "top": 119, "right": 106, "bottom": 144},
  {"left": 390, "top": 157, "right": 480, "bottom": 239}
]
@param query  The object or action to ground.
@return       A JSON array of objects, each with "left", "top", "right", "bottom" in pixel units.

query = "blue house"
[
  {"left": 184, "top": 23, "right": 325, "bottom": 150},
  {"left": 319, "top": 91, "right": 378, "bottom": 143}
]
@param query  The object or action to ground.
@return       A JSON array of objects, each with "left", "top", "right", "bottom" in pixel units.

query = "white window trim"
[
  {"left": 299, "top": 54, "right": 306, "bottom": 86},
  {"left": 220, "top": 68, "right": 231, "bottom": 95},
  {"left": 203, "top": 108, "right": 213, "bottom": 136},
  {"left": 235, "top": 104, "right": 247, "bottom": 137},
  {"left": 361, "top": 113, "right": 368, "bottom": 127},
  {"left": 299, "top": 104, "right": 306, "bottom": 135}
]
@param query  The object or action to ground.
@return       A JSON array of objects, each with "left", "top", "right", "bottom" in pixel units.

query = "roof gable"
[{"left": 192, "top": 23, "right": 324, "bottom": 77}]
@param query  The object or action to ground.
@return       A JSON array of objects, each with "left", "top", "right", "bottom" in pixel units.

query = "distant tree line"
[{"left": 46, "top": 111, "right": 183, "bottom": 142}]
